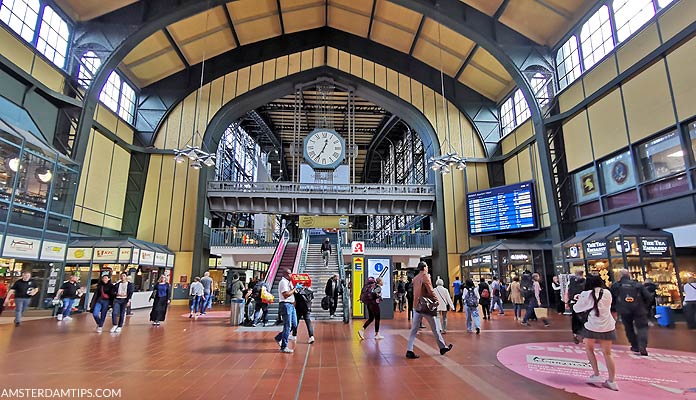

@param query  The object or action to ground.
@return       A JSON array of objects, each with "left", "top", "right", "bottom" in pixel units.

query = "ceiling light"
[
  {"left": 191, "top": 159, "right": 202, "bottom": 170},
  {"left": 175, "top": 153, "right": 187, "bottom": 163},
  {"left": 668, "top": 150, "right": 684, "bottom": 158},
  {"left": 8, "top": 157, "right": 19, "bottom": 172},
  {"left": 36, "top": 168, "right": 52, "bottom": 183},
  {"left": 203, "top": 156, "right": 216, "bottom": 167}
]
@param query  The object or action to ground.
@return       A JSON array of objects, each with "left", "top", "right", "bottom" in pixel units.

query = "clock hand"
[{"left": 317, "top": 141, "right": 328, "bottom": 157}]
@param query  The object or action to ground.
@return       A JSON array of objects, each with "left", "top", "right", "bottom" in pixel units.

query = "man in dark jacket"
[
  {"left": 321, "top": 238, "right": 332, "bottom": 268},
  {"left": 110, "top": 273, "right": 134, "bottom": 333},
  {"left": 567, "top": 269, "right": 587, "bottom": 343},
  {"left": 611, "top": 269, "right": 652, "bottom": 356},
  {"left": 325, "top": 274, "right": 341, "bottom": 318}
]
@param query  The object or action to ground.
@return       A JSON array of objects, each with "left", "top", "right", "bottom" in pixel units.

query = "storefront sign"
[
  {"left": 641, "top": 238, "right": 671, "bottom": 257},
  {"left": 471, "top": 254, "right": 493, "bottom": 265},
  {"left": 3, "top": 235, "right": 40, "bottom": 259},
  {"left": 566, "top": 245, "right": 581, "bottom": 259},
  {"left": 351, "top": 241, "right": 365, "bottom": 255},
  {"left": 367, "top": 258, "right": 391, "bottom": 299},
  {"left": 139, "top": 250, "right": 154, "bottom": 265},
  {"left": 166, "top": 254, "right": 174, "bottom": 267},
  {"left": 584, "top": 240, "right": 608, "bottom": 258},
  {"left": 352, "top": 256, "right": 364, "bottom": 318},
  {"left": 41, "top": 240, "right": 66, "bottom": 261},
  {"left": 131, "top": 248, "right": 140, "bottom": 264},
  {"left": 118, "top": 248, "right": 132, "bottom": 263},
  {"left": 94, "top": 248, "right": 119, "bottom": 262},
  {"left": 66, "top": 247, "right": 93, "bottom": 263},
  {"left": 154, "top": 252, "right": 167, "bottom": 266},
  {"left": 510, "top": 253, "right": 529, "bottom": 262}
]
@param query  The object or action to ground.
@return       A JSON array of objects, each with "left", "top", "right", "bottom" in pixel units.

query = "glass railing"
[
  {"left": 339, "top": 230, "right": 432, "bottom": 249},
  {"left": 209, "top": 228, "right": 281, "bottom": 247},
  {"left": 336, "top": 229, "right": 350, "bottom": 324}
]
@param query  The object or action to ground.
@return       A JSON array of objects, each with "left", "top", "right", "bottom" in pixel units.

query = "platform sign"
[
  {"left": 352, "top": 256, "right": 364, "bottom": 318},
  {"left": 351, "top": 241, "right": 365, "bottom": 255}
]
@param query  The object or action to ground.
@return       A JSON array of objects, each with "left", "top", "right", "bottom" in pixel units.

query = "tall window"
[
  {"left": 657, "top": 0, "right": 674, "bottom": 8},
  {"left": 500, "top": 97, "right": 514, "bottom": 136},
  {"left": 35, "top": 6, "right": 69, "bottom": 68},
  {"left": 613, "top": 0, "right": 656, "bottom": 42},
  {"left": 513, "top": 89, "right": 530, "bottom": 125},
  {"left": 0, "top": 0, "right": 40, "bottom": 42},
  {"left": 530, "top": 73, "right": 550, "bottom": 107},
  {"left": 99, "top": 72, "right": 121, "bottom": 113},
  {"left": 556, "top": 36, "right": 582, "bottom": 90},
  {"left": 118, "top": 82, "right": 136, "bottom": 122},
  {"left": 580, "top": 6, "right": 614, "bottom": 69},
  {"left": 77, "top": 51, "right": 101, "bottom": 87}
]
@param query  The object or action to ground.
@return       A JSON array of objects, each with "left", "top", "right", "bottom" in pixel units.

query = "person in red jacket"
[{"left": 0, "top": 281, "right": 8, "bottom": 316}]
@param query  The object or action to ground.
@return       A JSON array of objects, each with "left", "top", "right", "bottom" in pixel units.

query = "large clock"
[{"left": 303, "top": 128, "right": 345, "bottom": 170}]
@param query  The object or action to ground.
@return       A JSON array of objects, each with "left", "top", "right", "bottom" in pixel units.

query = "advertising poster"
[
  {"left": 3, "top": 235, "right": 40, "bottom": 259},
  {"left": 367, "top": 258, "right": 391, "bottom": 298},
  {"left": 41, "top": 240, "right": 67, "bottom": 261}
]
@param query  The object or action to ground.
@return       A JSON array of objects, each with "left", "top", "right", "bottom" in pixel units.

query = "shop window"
[
  {"left": 0, "top": 0, "right": 40, "bottom": 43},
  {"left": 600, "top": 150, "right": 636, "bottom": 194},
  {"left": 573, "top": 165, "right": 600, "bottom": 203},
  {"left": 635, "top": 130, "right": 685, "bottom": 181},
  {"left": 48, "top": 164, "right": 78, "bottom": 216},
  {"left": 35, "top": 6, "right": 69, "bottom": 68},
  {"left": 578, "top": 200, "right": 601, "bottom": 217},
  {"left": 118, "top": 81, "right": 136, "bottom": 123},
  {"left": 11, "top": 147, "right": 52, "bottom": 210},
  {"left": 605, "top": 188, "right": 639, "bottom": 210},
  {"left": 580, "top": 6, "right": 615, "bottom": 69},
  {"left": 556, "top": 36, "right": 582, "bottom": 90},
  {"left": 77, "top": 51, "right": 101, "bottom": 88},
  {"left": 613, "top": 0, "right": 656, "bottom": 43},
  {"left": 500, "top": 97, "right": 514, "bottom": 136},
  {"left": 99, "top": 71, "right": 121, "bottom": 114},
  {"left": 513, "top": 89, "right": 530, "bottom": 125},
  {"left": 0, "top": 135, "right": 22, "bottom": 202}
]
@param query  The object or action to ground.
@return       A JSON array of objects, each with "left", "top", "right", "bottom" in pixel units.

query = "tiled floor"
[{"left": 0, "top": 306, "right": 693, "bottom": 400}]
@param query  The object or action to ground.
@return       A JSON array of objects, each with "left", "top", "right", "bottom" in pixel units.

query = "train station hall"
[{"left": 0, "top": 0, "right": 695, "bottom": 399}]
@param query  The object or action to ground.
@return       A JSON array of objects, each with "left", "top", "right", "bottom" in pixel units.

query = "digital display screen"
[{"left": 467, "top": 181, "right": 539, "bottom": 235}]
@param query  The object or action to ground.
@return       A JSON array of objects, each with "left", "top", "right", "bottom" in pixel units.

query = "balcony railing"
[
  {"left": 339, "top": 230, "right": 432, "bottom": 249},
  {"left": 210, "top": 228, "right": 280, "bottom": 247},
  {"left": 208, "top": 181, "right": 435, "bottom": 195}
]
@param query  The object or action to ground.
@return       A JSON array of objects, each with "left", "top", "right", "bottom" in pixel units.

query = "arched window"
[
  {"left": 513, "top": 89, "right": 530, "bottom": 125},
  {"left": 99, "top": 71, "right": 121, "bottom": 113},
  {"left": 613, "top": 0, "right": 655, "bottom": 43},
  {"left": 580, "top": 5, "right": 614, "bottom": 69},
  {"left": 77, "top": 51, "right": 101, "bottom": 87},
  {"left": 556, "top": 36, "right": 582, "bottom": 90},
  {"left": 118, "top": 82, "right": 136, "bottom": 122},
  {"left": 500, "top": 97, "right": 514, "bottom": 137},
  {"left": 36, "top": 6, "right": 70, "bottom": 68},
  {"left": 0, "top": 0, "right": 40, "bottom": 43}
]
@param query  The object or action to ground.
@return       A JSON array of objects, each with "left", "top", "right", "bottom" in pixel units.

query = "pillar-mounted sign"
[
  {"left": 352, "top": 256, "right": 364, "bottom": 318},
  {"left": 351, "top": 241, "right": 365, "bottom": 255}
]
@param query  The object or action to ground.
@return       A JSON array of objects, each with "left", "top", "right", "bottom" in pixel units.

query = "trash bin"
[
  {"left": 230, "top": 298, "right": 244, "bottom": 326},
  {"left": 655, "top": 305, "right": 673, "bottom": 327}
]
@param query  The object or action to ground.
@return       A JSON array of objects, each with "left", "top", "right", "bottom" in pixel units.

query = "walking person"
[
  {"left": 405, "top": 262, "right": 453, "bottom": 359},
  {"left": 489, "top": 276, "right": 504, "bottom": 316},
  {"left": 567, "top": 269, "right": 587, "bottom": 343},
  {"left": 321, "top": 237, "right": 332, "bottom": 268},
  {"left": 552, "top": 275, "right": 564, "bottom": 314},
  {"left": 406, "top": 275, "right": 414, "bottom": 321},
  {"left": 395, "top": 277, "right": 407, "bottom": 312},
  {"left": 358, "top": 277, "right": 384, "bottom": 340},
  {"left": 510, "top": 276, "right": 524, "bottom": 321},
  {"left": 249, "top": 275, "right": 270, "bottom": 326},
  {"left": 110, "top": 273, "right": 133, "bottom": 333},
  {"left": 324, "top": 274, "right": 341, "bottom": 318},
  {"left": 463, "top": 279, "right": 481, "bottom": 334},
  {"left": 452, "top": 276, "right": 463, "bottom": 312},
  {"left": 292, "top": 283, "right": 315, "bottom": 344},
  {"left": 573, "top": 274, "right": 619, "bottom": 391},
  {"left": 149, "top": 275, "right": 171, "bottom": 326},
  {"left": 274, "top": 268, "right": 297, "bottom": 353},
  {"left": 433, "top": 278, "right": 455, "bottom": 334},
  {"left": 610, "top": 269, "right": 652, "bottom": 356},
  {"left": 55, "top": 274, "right": 83, "bottom": 321},
  {"left": 478, "top": 278, "right": 491, "bottom": 320},
  {"left": 3, "top": 270, "right": 39, "bottom": 327},
  {"left": 90, "top": 275, "right": 114, "bottom": 333},
  {"left": 0, "top": 280, "right": 7, "bottom": 316},
  {"left": 227, "top": 273, "right": 246, "bottom": 325},
  {"left": 521, "top": 273, "right": 550, "bottom": 327},
  {"left": 189, "top": 277, "right": 204, "bottom": 318},
  {"left": 683, "top": 277, "right": 696, "bottom": 329},
  {"left": 200, "top": 271, "right": 214, "bottom": 315}
]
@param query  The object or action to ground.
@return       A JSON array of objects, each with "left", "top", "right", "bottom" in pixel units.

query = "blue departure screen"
[{"left": 467, "top": 181, "right": 539, "bottom": 235}]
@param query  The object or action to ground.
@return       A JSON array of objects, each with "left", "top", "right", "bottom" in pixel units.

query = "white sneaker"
[
  {"left": 63, "top": 316, "right": 72, "bottom": 321},
  {"left": 280, "top": 348, "right": 294, "bottom": 353},
  {"left": 587, "top": 375, "right": 604, "bottom": 385},
  {"left": 289, "top": 335, "right": 297, "bottom": 341},
  {"left": 110, "top": 326, "right": 118, "bottom": 333},
  {"left": 375, "top": 334, "right": 385, "bottom": 340},
  {"left": 358, "top": 329, "right": 365, "bottom": 340},
  {"left": 603, "top": 380, "right": 619, "bottom": 391},
  {"left": 56, "top": 315, "right": 63, "bottom": 321},
  {"left": 115, "top": 327, "right": 122, "bottom": 333},
  {"left": 308, "top": 336, "right": 315, "bottom": 344},
  {"left": 96, "top": 327, "right": 102, "bottom": 333}
]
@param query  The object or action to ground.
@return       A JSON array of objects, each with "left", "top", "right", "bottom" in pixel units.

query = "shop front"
[
  {"left": 67, "top": 238, "right": 175, "bottom": 310},
  {"left": 461, "top": 240, "right": 553, "bottom": 285},
  {"left": 562, "top": 225, "right": 682, "bottom": 309}
]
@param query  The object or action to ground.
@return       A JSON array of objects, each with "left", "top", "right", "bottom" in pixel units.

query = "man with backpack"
[
  {"left": 463, "top": 279, "right": 481, "bottom": 334},
  {"left": 292, "top": 283, "right": 315, "bottom": 344},
  {"left": 248, "top": 273, "right": 270, "bottom": 327},
  {"left": 521, "top": 272, "right": 550, "bottom": 327},
  {"left": 567, "top": 269, "right": 587, "bottom": 343},
  {"left": 489, "top": 276, "right": 505, "bottom": 316},
  {"left": 611, "top": 269, "right": 652, "bottom": 356},
  {"left": 478, "top": 278, "right": 491, "bottom": 320}
]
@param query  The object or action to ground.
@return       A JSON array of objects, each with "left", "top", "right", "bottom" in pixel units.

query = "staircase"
[
  {"left": 304, "top": 242, "right": 343, "bottom": 321},
  {"left": 266, "top": 242, "right": 299, "bottom": 322}
]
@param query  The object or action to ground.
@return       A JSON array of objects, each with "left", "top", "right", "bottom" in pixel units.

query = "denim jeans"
[
  {"left": 93, "top": 298, "right": 110, "bottom": 327},
  {"left": 202, "top": 292, "right": 213, "bottom": 312},
  {"left": 523, "top": 298, "right": 547, "bottom": 324},
  {"left": 253, "top": 302, "right": 268, "bottom": 324},
  {"left": 112, "top": 298, "right": 128, "bottom": 327},
  {"left": 61, "top": 298, "right": 76, "bottom": 317},
  {"left": 190, "top": 295, "right": 203, "bottom": 314},
  {"left": 14, "top": 297, "right": 31, "bottom": 323},
  {"left": 513, "top": 303, "right": 523, "bottom": 319},
  {"left": 490, "top": 296, "right": 504, "bottom": 314},
  {"left": 322, "top": 250, "right": 330, "bottom": 267},
  {"left": 274, "top": 302, "right": 296, "bottom": 349},
  {"left": 465, "top": 306, "right": 481, "bottom": 331},
  {"left": 407, "top": 311, "right": 446, "bottom": 352}
]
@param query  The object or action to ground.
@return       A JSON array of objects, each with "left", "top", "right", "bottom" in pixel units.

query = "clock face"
[{"left": 303, "top": 129, "right": 345, "bottom": 169}]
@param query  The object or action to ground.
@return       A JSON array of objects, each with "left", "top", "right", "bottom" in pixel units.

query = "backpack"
[
  {"left": 465, "top": 288, "right": 479, "bottom": 308},
  {"left": 481, "top": 287, "right": 490, "bottom": 299},
  {"left": 520, "top": 275, "right": 534, "bottom": 299},
  {"left": 296, "top": 287, "right": 314, "bottom": 312},
  {"left": 321, "top": 296, "right": 333, "bottom": 310},
  {"left": 615, "top": 282, "right": 645, "bottom": 312},
  {"left": 397, "top": 281, "right": 406, "bottom": 294},
  {"left": 492, "top": 282, "right": 501, "bottom": 297},
  {"left": 360, "top": 278, "right": 377, "bottom": 304}
]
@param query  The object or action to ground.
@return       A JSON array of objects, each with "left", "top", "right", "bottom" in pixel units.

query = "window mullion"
[
  {"left": 606, "top": 0, "right": 619, "bottom": 48},
  {"left": 31, "top": 4, "right": 45, "bottom": 48}
]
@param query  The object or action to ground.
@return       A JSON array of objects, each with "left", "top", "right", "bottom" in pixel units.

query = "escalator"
[{"left": 266, "top": 242, "right": 299, "bottom": 321}]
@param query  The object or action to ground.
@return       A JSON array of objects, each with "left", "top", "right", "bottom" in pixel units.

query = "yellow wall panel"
[
  {"left": 448, "top": 253, "right": 461, "bottom": 287},
  {"left": 300, "top": 49, "right": 314, "bottom": 71},
  {"left": 137, "top": 155, "right": 162, "bottom": 242},
  {"left": 558, "top": 81, "right": 585, "bottom": 113},
  {"left": 207, "top": 78, "right": 224, "bottom": 125},
  {"left": 588, "top": 89, "right": 628, "bottom": 158},
  {"left": 313, "top": 47, "right": 325, "bottom": 68},
  {"left": 386, "top": 69, "right": 399, "bottom": 96},
  {"left": 116, "top": 120, "right": 134, "bottom": 144},
  {"left": 667, "top": 37, "right": 696, "bottom": 120},
  {"left": 442, "top": 173, "right": 457, "bottom": 252},
  {"left": 622, "top": 61, "right": 675, "bottom": 142},
  {"left": 410, "top": 80, "right": 423, "bottom": 112},
  {"left": 563, "top": 111, "right": 592, "bottom": 171},
  {"left": 103, "top": 216, "right": 122, "bottom": 231},
  {"left": 275, "top": 56, "right": 289, "bottom": 79},
  {"left": 31, "top": 57, "right": 63, "bottom": 92},
  {"left": 73, "top": 206, "right": 82, "bottom": 221},
  {"left": 195, "top": 84, "right": 212, "bottom": 133},
  {"left": 96, "top": 105, "right": 118, "bottom": 134},
  {"left": 105, "top": 146, "right": 130, "bottom": 219},
  {"left": 81, "top": 208, "right": 104, "bottom": 227},
  {"left": 448, "top": 103, "right": 462, "bottom": 153},
  {"left": 326, "top": 47, "right": 339, "bottom": 69},
  {"left": 236, "top": 66, "right": 251, "bottom": 95},
  {"left": 75, "top": 132, "right": 94, "bottom": 207},
  {"left": 350, "top": 54, "right": 362, "bottom": 78},
  {"left": 518, "top": 147, "right": 533, "bottom": 182},
  {"left": 0, "top": 28, "right": 33, "bottom": 71},
  {"left": 583, "top": 56, "right": 618, "bottom": 96},
  {"left": 421, "top": 87, "right": 437, "bottom": 136},
  {"left": 453, "top": 171, "right": 468, "bottom": 252},
  {"left": 338, "top": 50, "right": 350, "bottom": 73},
  {"left": 434, "top": 94, "right": 447, "bottom": 147},
  {"left": 162, "top": 104, "right": 182, "bottom": 149},
  {"left": 504, "top": 156, "right": 519, "bottom": 184},
  {"left": 168, "top": 163, "right": 188, "bottom": 251},
  {"left": 154, "top": 160, "right": 175, "bottom": 245},
  {"left": 515, "top": 120, "right": 534, "bottom": 143},
  {"left": 477, "top": 162, "right": 489, "bottom": 190},
  {"left": 222, "top": 71, "right": 238, "bottom": 104},
  {"left": 173, "top": 252, "right": 193, "bottom": 293},
  {"left": 262, "top": 59, "right": 276, "bottom": 85},
  {"left": 658, "top": 0, "right": 696, "bottom": 42},
  {"left": 501, "top": 133, "right": 517, "bottom": 155},
  {"left": 180, "top": 169, "right": 199, "bottom": 251},
  {"left": 362, "top": 60, "right": 374, "bottom": 83},
  {"left": 617, "top": 24, "right": 660, "bottom": 73},
  {"left": 466, "top": 164, "right": 478, "bottom": 190},
  {"left": 374, "top": 64, "right": 387, "bottom": 89},
  {"left": 288, "top": 52, "right": 301, "bottom": 75},
  {"left": 82, "top": 133, "right": 113, "bottom": 213},
  {"left": 398, "top": 74, "right": 411, "bottom": 103},
  {"left": 249, "top": 62, "right": 263, "bottom": 91}
]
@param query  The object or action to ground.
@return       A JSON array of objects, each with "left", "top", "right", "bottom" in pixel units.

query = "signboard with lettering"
[
  {"left": 131, "top": 248, "right": 140, "bottom": 264},
  {"left": 67, "top": 247, "right": 93, "bottom": 263},
  {"left": 641, "top": 238, "right": 671, "bottom": 257},
  {"left": 94, "top": 248, "right": 119, "bottom": 262},
  {"left": 154, "top": 252, "right": 167, "bottom": 266},
  {"left": 118, "top": 248, "right": 132, "bottom": 263},
  {"left": 41, "top": 240, "right": 66, "bottom": 261},
  {"left": 352, "top": 256, "right": 364, "bottom": 318},
  {"left": 367, "top": 258, "right": 391, "bottom": 298},
  {"left": 351, "top": 241, "right": 365, "bottom": 255},
  {"left": 139, "top": 250, "right": 155, "bottom": 265},
  {"left": 299, "top": 215, "right": 350, "bottom": 228},
  {"left": 584, "top": 240, "right": 608, "bottom": 258},
  {"left": 3, "top": 235, "right": 40, "bottom": 259},
  {"left": 467, "top": 181, "right": 538, "bottom": 235}
]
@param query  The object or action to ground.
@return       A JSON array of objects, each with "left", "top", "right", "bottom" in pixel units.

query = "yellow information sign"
[
  {"left": 298, "top": 215, "right": 349, "bottom": 229},
  {"left": 352, "top": 256, "right": 364, "bottom": 318}
]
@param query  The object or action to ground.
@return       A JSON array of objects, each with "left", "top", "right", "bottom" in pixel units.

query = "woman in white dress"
[{"left": 434, "top": 278, "right": 455, "bottom": 334}]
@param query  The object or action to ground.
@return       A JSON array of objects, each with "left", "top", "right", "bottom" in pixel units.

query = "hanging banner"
[
  {"left": 299, "top": 215, "right": 350, "bottom": 228},
  {"left": 352, "top": 256, "right": 364, "bottom": 318},
  {"left": 118, "top": 248, "right": 132, "bottom": 263},
  {"left": 94, "top": 248, "right": 119, "bottom": 262},
  {"left": 41, "top": 240, "right": 66, "bottom": 261},
  {"left": 66, "top": 247, "right": 93, "bottom": 263},
  {"left": 367, "top": 258, "right": 391, "bottom": 299},
  {"left": 3, "top": 235, "right": 40, "bottom": 259}
]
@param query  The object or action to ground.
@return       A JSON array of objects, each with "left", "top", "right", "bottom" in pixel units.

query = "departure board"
[{"left": 467, "top": 181, "right": 538, "bottom": 235}]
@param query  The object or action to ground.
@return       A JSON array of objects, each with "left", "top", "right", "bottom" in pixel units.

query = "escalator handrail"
[
  {"left": 294, "top": 229, "right": 309, "bottom": 274},
  {"left": 265, "top": 229, "right": 290, "bottom": 287},
  {"left": 336, "top": 229, "right": 350, "bottom": 324}
]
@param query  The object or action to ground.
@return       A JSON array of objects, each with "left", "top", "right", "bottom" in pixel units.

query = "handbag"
[
  {"left": 534, "top": 307, "right": 549, "bottom": 319},
  {"left": 416, "top": 295, "right": 439, "bottom": 316}
]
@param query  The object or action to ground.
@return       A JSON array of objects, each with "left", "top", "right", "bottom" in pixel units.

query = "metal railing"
[
  {"left": 339, "top": 230, "right": 432, "bottom": 249},
  {"left": 336, "top": 229, "right": 350, "bottom": 324},
  {"left": 208, "top": 181, "right": 435, "bottom": 195},
  {"left": 210, "top": 228, "right": 280, "bottom": 247},
  {"left": 265, "top": 230, "right": 290, "bottom": 288}
]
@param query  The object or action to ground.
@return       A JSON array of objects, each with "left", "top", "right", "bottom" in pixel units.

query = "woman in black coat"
[
  {"left": 478, "top": 278, "right": 491, "bottom": 320},
  {"left": 149, "top": 275, "right": 171, "bottom": 326}
]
